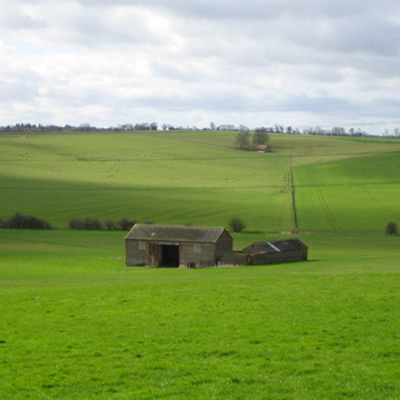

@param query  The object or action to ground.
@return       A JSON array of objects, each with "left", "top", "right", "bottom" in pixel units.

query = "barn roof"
[
  {"left": 242, "top": 238, "right": 307, "bottom": 254},
  {"left": 125, "top": 224, "right": 229, "bottom": 243},
  {"left": 255, "top": 144, "right": 271, "bottom": 152}
]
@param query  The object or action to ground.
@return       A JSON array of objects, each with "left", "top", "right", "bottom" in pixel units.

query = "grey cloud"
[
  {"left": 152, "top": 61, "right": 197, "bottom": 83},
  {"left": 0, "top": 8, "right": 46, "bottom": 29},
  {"left": 300, "top": 15, "right": 400, "bottom": 57},
  {"left": 0, "top": 65, "right": 44, "bottom": 103},
  {"left": 331, "top": 19, "right": 400, "bottom": 57},
  {"left": 66, "top": 14, "right": 160, "bottom": 48},
  {"left": 71, "top": 0, "right": 366, "bottom": 19},
  {"left": 46, "top": 5, "right": 166, "bottom": 48},
  {"left": 133, "top": 92, "right": 249, "bottom": 112},
  {"left": 0, "top": 81, "right": 38, "bottom": 102},
  {"left": 9, "top": 0, "right": 399, "bottom": 22}
]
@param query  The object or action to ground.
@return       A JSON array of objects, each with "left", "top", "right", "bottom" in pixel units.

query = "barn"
[
  {"left": 125, "top": 224, "right": 233, "bottom": 268},
  {"left": 222, "top": 238, "right": 308, "bottom": 265},
  {"left": 255, "top": 144, "right": 271, "bottom": 153}
]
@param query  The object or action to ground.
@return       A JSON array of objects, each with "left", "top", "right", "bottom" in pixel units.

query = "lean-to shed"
[
  {"left": 241, "top": 238, "right": 308, "bottom": 265},
  {"left": 125, "top": 224, "right": 233, "bottom": 268},
  {"left": 222, "top": 238, "right": 308, "bottom": 265}
]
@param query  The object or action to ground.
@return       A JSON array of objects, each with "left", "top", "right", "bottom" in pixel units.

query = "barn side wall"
[
  {"left": 223, "top": 248, "right": 307, "bottom": 266},
  {"left": 126, "top": 240, "right": 220, "bottom": 267},
  {"left": 215, "top": 231, "right": 233, "bottom": 262},
  {"left": 180, "top": 242, "right": 217, "bottom": 268},
  {"left": 221, "top": 251, "right": 249, "bottom": 266},
  {"left": 125, "top": 239, "right": 148, "bottom": 266},
  {"left": 249, "top": 248, "right": 307, "bottom": 265}
]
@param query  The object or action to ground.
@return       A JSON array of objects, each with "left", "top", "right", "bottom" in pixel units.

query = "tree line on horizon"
[{"left": 1, "top": 122, "right": 400, "bottom": 139}]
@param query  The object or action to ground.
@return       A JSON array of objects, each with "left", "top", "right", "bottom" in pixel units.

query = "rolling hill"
[{"left": 1, "top": 131, "right": 399, "bottom": 234}]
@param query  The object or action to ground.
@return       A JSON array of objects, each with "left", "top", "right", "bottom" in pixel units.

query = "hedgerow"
[{"left": 0, "top": 212, "right": 52, "bottom": 230}]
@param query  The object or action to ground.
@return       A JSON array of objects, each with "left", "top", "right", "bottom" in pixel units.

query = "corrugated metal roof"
[
  {"left": 241, "top": 238, "right": 307, "bottom": 254},
  {"left": 125, "top": 224, "right": 228, "bottom": 243},
  {"left": 272, "top": 238, "right": 308, "bottom": 251}
]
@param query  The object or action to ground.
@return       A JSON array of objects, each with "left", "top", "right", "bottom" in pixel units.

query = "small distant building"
[
  {"left": 125, "top": 224, "right": 233, "bottom": 268},
  {"left": 255, "top": 144, "right": 271, "bottom": 153},
  {"left": 222, "top": 238, "right": 308, "bottom": 266}
]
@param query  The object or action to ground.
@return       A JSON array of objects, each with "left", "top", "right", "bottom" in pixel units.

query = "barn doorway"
[{"left": 161, "top": 245, "right": 180, "bottom": 267}]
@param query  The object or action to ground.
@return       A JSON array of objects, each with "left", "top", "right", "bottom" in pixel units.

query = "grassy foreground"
[{"left": 1, "top": 229, "right": 400, "bottom": 399}]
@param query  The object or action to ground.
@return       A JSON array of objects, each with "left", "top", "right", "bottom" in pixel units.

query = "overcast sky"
[{"left": 1, "top": 0, "right": 400, "bottom": 133}]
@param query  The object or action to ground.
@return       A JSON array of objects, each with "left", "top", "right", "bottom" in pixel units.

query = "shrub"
[
  {"left": 104, "top": 219, "right": 117, "bottom": 231},
  {"left": 253, "top": 131, "right": 269, "bottom": 146},
  {"left": 385, "top": 221, "right": 398, "bottom": 236},
  {"left": 235, "top": 131, "right": 251, "bottom": 150},
  {"left": 68, "top": 218, "right": 102, "bottom": 230},
  {"left": 3, "top": 212, "right": 52, "bottom": 230},
  {"left": 117, "top": 218, "right": 136, "bottom": 231},
  {"left": 68, "top": 217, "right": 136, "bottom": 231},
  {"left": 228, "top": 217, "right": 246, "bottom": 232},
  {"left": 83, "top": 218, "right": 102, "bottom": 230},
  {"left": 68, "top": 219, "right": 84, "bottom": 230}
]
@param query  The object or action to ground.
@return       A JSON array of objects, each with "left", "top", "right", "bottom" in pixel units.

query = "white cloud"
[{"left": 1, "top": 0, "right": 400, "bottom": 133}]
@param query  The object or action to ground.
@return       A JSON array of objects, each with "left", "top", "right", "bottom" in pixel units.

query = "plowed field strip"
[
  {"left": 344, "top": 164, "right": 400, "bottom": 220},
  {"left": 295, "top": 181, "right": 400, "bottom": 187},
  {"left": 289, "top": 159, "right": 299, "bottom": 233},
  {"left": 309, "top": 168, "right": 341, "bottom": 231}
]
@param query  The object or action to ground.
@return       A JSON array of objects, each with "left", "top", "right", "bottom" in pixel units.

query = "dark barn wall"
[
  {"left": 249, "top": 248, "right": 307, "bottom": 265},
  {"left": 125, "top": 240, "right": 148, "bottom": 266},
  {"left": 215, "top": 231, "right": 234, "bottom": 262},
  {"left": 221, "top": 251, "right": 248, "bottom": 266},
  {"left": 180, "top": 242, "right": 216, "bottom": 267},
  {"left": 126, "top": 239, "right": 232, "bottom": 267},
  {"left": 224, "top": 247, "right": 308, "bottom": 266}
]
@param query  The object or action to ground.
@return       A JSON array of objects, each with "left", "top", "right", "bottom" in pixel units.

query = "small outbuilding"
[
  {"left": 222, "top": 238, "right": 308, "bottom": 266},
  {"left": 125, "top": 224, "right": 233, "bottom": 268}
]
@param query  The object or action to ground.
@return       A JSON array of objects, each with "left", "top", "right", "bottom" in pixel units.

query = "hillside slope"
[{"left": 0, "top": 131, "right": 399, "bottom": 233}]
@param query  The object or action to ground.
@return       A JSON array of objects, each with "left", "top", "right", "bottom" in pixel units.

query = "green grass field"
[
  {"left": 1, "top": 131, "right": 399, "bottom": 232},
  {"left": 0, "top": 132, "right": 293, "bottom": 232},
  {"left": 1, "top": 131, "right": 400, "bottom": 399},
  {"left": 1, "top": 230, "right": 400, "bottom": 399},
  {"left": 295, "top": 152, "right": 400, "bottom": 232}
]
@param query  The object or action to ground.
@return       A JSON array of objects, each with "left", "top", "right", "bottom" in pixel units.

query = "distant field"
[
  {"left": 1, "top": 229, "right": 399, "bottom": 399},
  {"left": 295, "top": 152, "right": 400, "bottom": 232},
  {"left": 0, "top": 131, "right": 292, "bottom": 232},
  {"left": 1, "top": 131, "right": 399, "bottom": 233}
]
